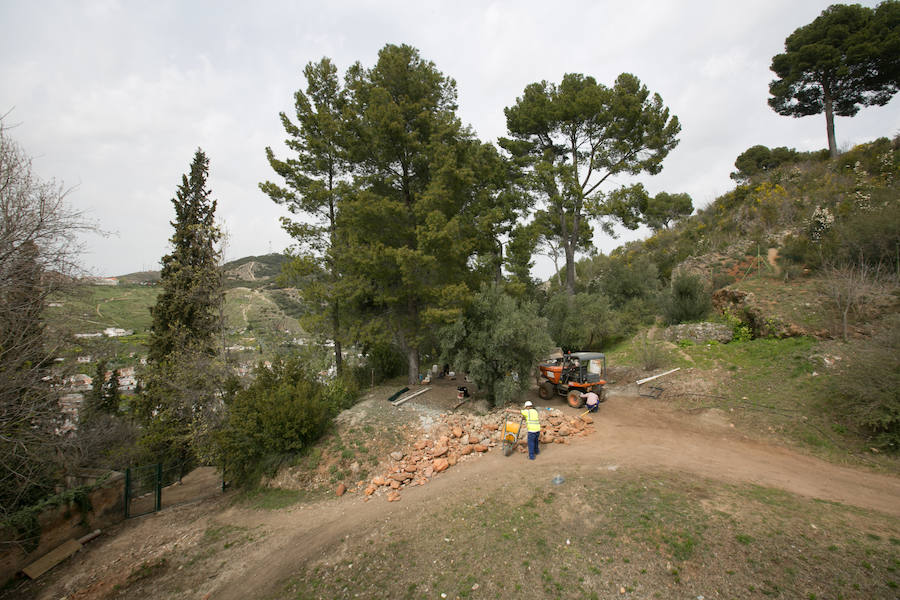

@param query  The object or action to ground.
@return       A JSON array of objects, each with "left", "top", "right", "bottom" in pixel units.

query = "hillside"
[
  {"left": 115, "top": 253, "right": 290, "bottom": 287},
  {"left": 47, "top": 254, "right": 305, "bottom": 370},
  {"left": 9, "top": 382, "right": 900, "bottom": 600}
]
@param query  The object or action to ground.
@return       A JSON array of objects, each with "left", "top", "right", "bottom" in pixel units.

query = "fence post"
[
  {"left": 155, "top": 463, "right": 162, "bottom": 512},
  {"left": 124, "top": 467, "right": 131, "bottom": 518}
]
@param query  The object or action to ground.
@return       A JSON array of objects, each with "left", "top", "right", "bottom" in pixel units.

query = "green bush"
[
  {"left": 779, "top": 233, "right": 821, "bottom": 270},
  {"left": 633, "top": 335, "right": 669, "bottom": 371},
  {"left": 355, "top": 343, "right": 406, "bottom": 385},
  {"left": 721, "top": 310, "right": 752, "bottom": 342},
  {"left": 440, "top": 284, "right": 552, "bottom": 406},
  {"left": 662, "top": 272, "right": 711, "bottom": 325},
  {"left": 544, "top": 292, "right": 620, "bottom": 350},
  {"left": 217, "top": 357, "right": 346, "bottom": 486},
  {"left": 591, "top": 254, "right": 660, "bottom": 308},
  {"left": 833, "top": 315, "right": 900, "bottom": 452},
  {"left": 833, "top": 200, "right": 900, "bottom": 271}
]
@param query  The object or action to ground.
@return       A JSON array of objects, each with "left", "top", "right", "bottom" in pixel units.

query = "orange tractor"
[{"left": 537, "top": 351, "right": 607, "bottom": 408}]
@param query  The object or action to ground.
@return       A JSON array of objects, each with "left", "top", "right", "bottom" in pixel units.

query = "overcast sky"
[{"left": 2, "top": 0, "right": 897, "bottom": 278}]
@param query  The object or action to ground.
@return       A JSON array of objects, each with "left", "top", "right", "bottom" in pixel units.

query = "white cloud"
[{"left": 1, "top": 0, "right": 895, "bottom": 277}]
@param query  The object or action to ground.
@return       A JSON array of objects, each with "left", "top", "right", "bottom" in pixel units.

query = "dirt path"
[
  {"left": 209, "top": 393, "right": 900, "bottom": 600},
  {"left": 23, "top": 392, "right": 900, "bottom": 600},
  {"left": 767, "top": 247, "right": 780, "bottom": 276}
]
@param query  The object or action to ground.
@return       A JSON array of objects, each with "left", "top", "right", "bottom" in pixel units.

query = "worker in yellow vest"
[{"left": 520, "top": 400, "right": 541, "bottom": 460}]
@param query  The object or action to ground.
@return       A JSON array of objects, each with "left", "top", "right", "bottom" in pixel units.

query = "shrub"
[
  {"left": 544, "top": 292, "right": 621, "bottom": 350},
  {"left": 833, "top": 200, "right": 900, "bottom": 271},
  {"left": 721, "top": 310, "right": 752, "bottom": 342},
  {"left": 833, "top": 315, "right": 900, "bottom": 452},
  {"left": 662, "top": 272, "right": 711, "bottom": 325},
  {"left": 440, "top": 284, "right": 552, "bottom": 406},
  {"left": 633, "top": 335, "right": 669, "bottom": 371},
  {"left": 355, "top": 343, "right": 406, "bottom": 385},
  {"left": 592, "top": 254, "right": 660, "bottom": 308},
  {"left": 217, "top": 357, "right": 342, "bottom": 486}
]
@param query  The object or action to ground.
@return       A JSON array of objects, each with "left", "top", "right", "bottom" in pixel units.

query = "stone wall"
[
  {"left": 663, "top": 322, "right": 734, "bottom": 344},
  {"left": 0, "top": 471, "right": 125, "bottom": 586}
]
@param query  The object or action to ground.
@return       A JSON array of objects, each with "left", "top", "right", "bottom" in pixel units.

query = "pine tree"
[
  {"left": 101, "top": 369, "right": 120, "bottom": 415},
  {"left": 261, "top": 58, "right": 351, "bottom": 376},
  {"left": 140, "top": 149, "right": 224, "bottom": 475},
  {"left": 148, "top": 148, "right": 223, "bottom": 363},
  {"left": 338, "top": 44, "right": 491, "bottom": 384}
]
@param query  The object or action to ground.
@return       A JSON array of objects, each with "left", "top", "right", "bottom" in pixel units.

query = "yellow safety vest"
[{"left": 521, "top": 408, "right": 541, "bottom": 432}]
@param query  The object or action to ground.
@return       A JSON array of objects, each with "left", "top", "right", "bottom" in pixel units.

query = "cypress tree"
[{"left": 148, "top": 149, "right": 223, "bottom": 363}]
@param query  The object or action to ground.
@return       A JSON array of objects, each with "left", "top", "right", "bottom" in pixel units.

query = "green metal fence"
[
  {"left": 124, "top": 463, "right": 161, "bottom": 518},
  {"left": 125, "top": 462, "right": 223, "bottom": 518}
]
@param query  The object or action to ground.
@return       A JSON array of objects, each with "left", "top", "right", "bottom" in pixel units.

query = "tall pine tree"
[
  {"left": 149, "top": 149, "right": 223, "bottom": 362},
  {"left": 141, "top": 149, "right": 224, "bottom": 475},
  {"left": 339, "top": 44, "right": 490, "bottom": 384},
  {"left": 261, "top": 58, "right": 351, "bottom": 376}
]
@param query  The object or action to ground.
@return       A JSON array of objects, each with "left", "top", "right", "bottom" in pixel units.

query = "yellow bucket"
[{"left": 504, "top": 420, "right": 520, "bottom": 436}]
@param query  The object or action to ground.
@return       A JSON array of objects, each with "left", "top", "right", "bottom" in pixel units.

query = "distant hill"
[
  {"left": 116, "top": 270, "right": 161, "bottom": 285},
  {"left": 113, "top": 254, "right": 291, "bottom": 288},
  {"left": 48, "top": 253, "right": 303, "bottom": 369},
  {"left": 221, "top": 253, "right": 290, "bottom": 288},
  {"left": 609, "top": 135, "right": 899, "bottom": 339}
]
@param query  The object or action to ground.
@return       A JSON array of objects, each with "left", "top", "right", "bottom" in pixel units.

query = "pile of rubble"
[{"left": 337, "top": 408, "right": 596, "bottom": 502}]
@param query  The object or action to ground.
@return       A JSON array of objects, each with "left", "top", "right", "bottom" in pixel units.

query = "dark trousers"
[{"left": 527, "top": 431, "right": 540, "bottom": 459}]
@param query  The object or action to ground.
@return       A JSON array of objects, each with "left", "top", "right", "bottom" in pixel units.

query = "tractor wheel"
[
  {"left": 538, "top": 381, "right": 554, "bottom": 400},
  {"left": 598, "top": 387, "right": 608, "bottom": 403},
  {"left": 567, "top": 390, "right": 584, "bottom": 408}
]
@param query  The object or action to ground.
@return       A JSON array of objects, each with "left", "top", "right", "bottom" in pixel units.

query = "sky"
[{"left": 2, "top": 0, "right": 897, "bottom": 279}]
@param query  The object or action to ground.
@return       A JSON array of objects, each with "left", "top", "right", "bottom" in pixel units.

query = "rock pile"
[{"left": 349, "top": 408, "right": 597, "bottom": 502}]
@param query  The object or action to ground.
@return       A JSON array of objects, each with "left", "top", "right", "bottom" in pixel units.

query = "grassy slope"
[
  {"left": 609, "top": 331, "right": 900, "bottom": 471},
  {"left": 270, "top": 471, "right": 899, "bottom": 600}
]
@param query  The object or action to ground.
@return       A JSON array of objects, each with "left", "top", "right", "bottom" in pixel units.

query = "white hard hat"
[{"left": 524, "top": 400, "right": 533, "bottom": 408}]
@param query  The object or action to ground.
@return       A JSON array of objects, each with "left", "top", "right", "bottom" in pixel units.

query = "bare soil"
[{"left": 8, "top": 379, "right": 900, "bottom": 600}]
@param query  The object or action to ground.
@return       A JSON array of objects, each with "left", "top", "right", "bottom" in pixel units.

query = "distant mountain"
[
  {"left": 114, "top": 254, "right": 291, "bottom": 288},
  {"left": 222, "top": 254, "right": 290, "bottom": 285},
  {"left": 116, "top": 270, "right": 161, "bottom": 284}
]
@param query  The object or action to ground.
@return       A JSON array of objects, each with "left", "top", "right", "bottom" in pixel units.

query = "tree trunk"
[
  {"left": 564, "top": 240, "right": 576, "bottom": 296},
  {"left": 333, "top": 339, "right": 343, "bottom": 377},
  {"left": 402, "top": 296, "right": 420, "bottom": 386},
  {"left": 494, "top": 240, "right": 504, "bottom": 285},
  {"left": 824, "top": 83, "right": 837, "bottom": 158},
  {"left": 406, "top": 345, "right": 419, "bottom": 386},
  {"left": 332, "top": 299, "right": 343, "bottom": 376}
]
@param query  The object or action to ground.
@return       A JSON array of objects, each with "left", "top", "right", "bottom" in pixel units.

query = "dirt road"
[
  {"left": 212, "top": 392, "right": 900, "bottom": 600},
  {"left": 21, "top": 391, "right": 900, "bottom": 600}
]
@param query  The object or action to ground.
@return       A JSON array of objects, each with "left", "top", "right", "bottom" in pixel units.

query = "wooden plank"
[
  {"left": 635, "top": 368, "right": 680, "bottom": 387},
  {"left": 392, "top": 387, "right": 430, "bottom": 406},
  {"left": 22, "top": 538, "right": 82, "bottom": 579}
]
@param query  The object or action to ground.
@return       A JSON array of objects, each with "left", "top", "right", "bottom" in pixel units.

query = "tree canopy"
[
  {"left": 502, "top": 72, "right": 681, "bottom": 295},
  {"left": 769, "top": 1, "right": 900, "bottom": 157},
  {"left": 142, "top": 149, "right": 224, "bottom": 474},
  {"left": 261, "top": 57, "right": 351, "bottom": 375},
  {"left": 148, "top": 149, "right": 223, "bottom": 362},
  {"left": 0, "top": 119, "right": 90, "bottom": 516}
]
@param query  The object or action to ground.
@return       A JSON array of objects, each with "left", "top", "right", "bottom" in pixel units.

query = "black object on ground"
[{"left": 387, "top": 387, "right": 410, "bottom": 403}]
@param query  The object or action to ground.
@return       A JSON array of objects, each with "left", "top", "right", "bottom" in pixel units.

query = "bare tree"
[
  {"left": 0, "top": 116, "right": 93, "bottom": 517},
  {"left": 820, "top": 260, "right": 881, "bottom": 342}
]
